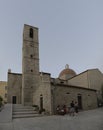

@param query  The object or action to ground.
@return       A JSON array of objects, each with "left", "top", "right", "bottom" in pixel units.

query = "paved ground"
[
  {"left": 0, "top": 104, "right": 103, "bottom": 130},
  {"left": 0, "top": 104, "right": 12, "bottom": 123}
]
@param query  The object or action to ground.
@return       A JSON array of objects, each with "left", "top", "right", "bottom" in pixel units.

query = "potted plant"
[
  {"left": 41, "top": 108, "right": 46, "bottom": 115},
  {"left": 32, "top": 105, "right": 39, "bottom": 111}
]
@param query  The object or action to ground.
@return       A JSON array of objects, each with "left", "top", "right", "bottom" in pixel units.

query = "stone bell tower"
[{"left": 22, "top": 24, "right": 39, "bottom": 105}]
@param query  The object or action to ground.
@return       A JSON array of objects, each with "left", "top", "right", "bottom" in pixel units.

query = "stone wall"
[
  {"left": 68, "top": 71, "right": 88, "bottom": 88},
  {"left": 0, "top": 81, "right": 7, "bottom": 103},
  {"left": 88, "top": 69, "right": 103, "bottom": 90},
  {"left": 7, "top": 72, "right": 22, "bottom": 104},
  {"left": 68, "top": 69, "right": 103, "bottom": 91},
  {"left": 33, "top": 72, "right": 53, "bottom": 114},
  {"left": 52, "top": 84, "right": 97, "bottom": 113},
  {"left": 22, "top": 24, "right": 39, "bottom": 105}
]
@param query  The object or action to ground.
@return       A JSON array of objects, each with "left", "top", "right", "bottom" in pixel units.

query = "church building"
[{"left": 7, "top": 24, "right": 103, "bottom": 114}]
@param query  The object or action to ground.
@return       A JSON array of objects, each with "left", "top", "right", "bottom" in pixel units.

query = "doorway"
[
  {"left": 12, "top": 96, "right": 16, "bottom": 104},
  {"left": 77, "top": 94, "right": 82, "bottom": 109},
  {"left": 40, "top": 94, "right": 43, "bottom": 111}
]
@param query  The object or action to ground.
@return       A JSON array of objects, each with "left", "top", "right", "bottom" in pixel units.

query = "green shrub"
[
  {"left": 0, "top": 96, "right": 3, "bottom": 102},
  {"left": 32, "top": 105, "right": 38, "bottom": 107},
  {"left": 0, "top": 96, "right": 3, "bottom": 108},
  {"left": 32, "top": 105, "right": 39, "bottom": 111}
]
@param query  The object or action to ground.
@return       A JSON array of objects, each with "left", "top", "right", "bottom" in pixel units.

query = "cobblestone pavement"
[
  {"left": 0, "top": 107, "right": 103, "bottom": 130},
  {"left": 13, "top": 108, "right": 103, "bottom": 130}
]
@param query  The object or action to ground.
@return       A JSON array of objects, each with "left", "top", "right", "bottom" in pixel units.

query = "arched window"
[{"left": 29, "top": 28, "right": 33, "bottom": 38}]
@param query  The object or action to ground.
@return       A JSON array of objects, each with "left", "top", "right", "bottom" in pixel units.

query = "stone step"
[
  {"left": 13, "top": 108, "right": 34, "bottom": 112},
  {"left": 12, "top": 113, "right": 41, "bottom": 119},
  {"left": 13, "top": 111, "right": 38, "bottom": 115},
  {"left": 13, "top": 106, "right": 33, "bottom": 109},
  {"left": 13, "top": 105, "right": 33, "bottom": 108},
  {"left": 12, "top": 104, "right": 39, "bottom": 119}
]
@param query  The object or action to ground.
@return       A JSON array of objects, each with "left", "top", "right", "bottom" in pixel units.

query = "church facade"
[{"left": 7, "top": 24, "right": 103, "bottom": 114}]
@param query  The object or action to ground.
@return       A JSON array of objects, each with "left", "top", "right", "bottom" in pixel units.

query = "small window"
[
  {"left": 30, "top": 55, "right": 33, "bottom": 58},
  {"left": 78, "top": 93, "right": 81, "bottom": 96},
  {"left": 66, "top": 92, "right": 70, "bottom": 95},
  {"left": 31, "top": 69, "right": 33, "bottom": 72},
  {"left": 60, "top": 81, "right": 64, "bottom": 84},
  {"left": 29, "top": 28, "right": 33, "bottom": 38}
]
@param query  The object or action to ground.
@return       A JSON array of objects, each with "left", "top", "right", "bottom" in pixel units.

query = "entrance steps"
[{"left": 12, "top": 104, "right": 40, "bottom": 119}]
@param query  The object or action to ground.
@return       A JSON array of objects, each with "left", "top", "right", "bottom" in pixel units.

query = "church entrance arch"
[{"left": 12, "top": 96, "right": 16, "bottom": 104}]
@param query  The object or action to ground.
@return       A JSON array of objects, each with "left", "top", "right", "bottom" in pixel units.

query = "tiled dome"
[{"left": 58, "top": 64, "right": 76, "bottom": 80}]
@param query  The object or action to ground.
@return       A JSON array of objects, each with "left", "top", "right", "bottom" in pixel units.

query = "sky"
[{"left": 0, "top": 0, "right": 103, "bottom": 81}]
